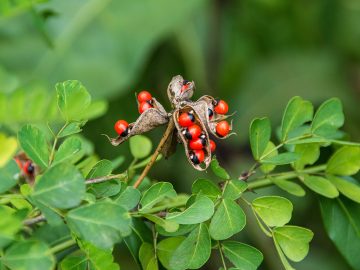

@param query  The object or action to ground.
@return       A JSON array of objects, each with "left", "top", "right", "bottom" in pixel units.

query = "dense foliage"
[{"left": 0, "top": 81, "right": 359, "bottom": 270}]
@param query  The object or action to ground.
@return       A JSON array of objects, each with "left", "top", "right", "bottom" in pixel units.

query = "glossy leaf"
[
  {"left": 56, "top": 80, "right": 91, "bottom": 121},
  {"left": 311, "top": 98, "right": 344, "bottom": 137},
  {"left": 0, "top": 159, "right": 19, "bottom": 193},
  {"left": 209, "top": 199, "right": 246, "bottom": 240},
  {"left": 2, "top": 240, "right": 55, "bottom": 270},
  {"left": 166, "top": 196, "right": 214, "bottom": 224},
  {"left": 210, "top": 157, "right": 230, "bottom": 179},
  {"left": 328, "top": 176, "right": 360, "bottom": 203},
  {"left": 157, "top": 237, "right": 185, "bottom": 270},
  {"left": 303, "top": 175, "right": 339, "bottom": 198},
  {"left": 250, "top": 117, "right": 271, "bottom": 160},
  {"left": 222, "top": 241, "right": 263, "bottom": 270},
  {"left": 273, "top": 226, "right": 313, "bottom": 262},
  {"left": 18, "top": 124, "right": 49, "bottom": 169},
  {"left": 66, "top": 202, "right": 131, "bottom": 249},
  {"left": 252, "top": 196, "right": 293, "bottom": 227},
  {"left": 0, "top": 133, "right": 17, "bottom": 167},
  {"left": 261, "top": 152, "right": 300, "bottom": 165},
  {"left": 53, "top": 137, "right": 82, "bottom": 165},
  {"left": 326, "top": 146, "right": 360, "bottom": 176},
  {"left": 130, "top": 135, "right": 152, "bottom": 159},
  {"left": 281, "top": 96, "right": 313, "bottom": 142},
  {"left": 32, "top": 163, "right": 85, "bottom": 209},
  {"left": 293, "top": 143, "right": 320, "bottom": 170},
  {"left": 140, "top": 182, "right": 176, "bottom": 211},
  {"left": 169, "top": 223, "right": 211, "bottom": 270},
  {"left": 192, "top": 178, "right": 221, "bottom": 201},
  {"left": 223, "top": 180, "right": 248, "bottom": 200}
]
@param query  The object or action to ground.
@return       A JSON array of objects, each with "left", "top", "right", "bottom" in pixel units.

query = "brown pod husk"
[
  {"left": 192, "top": 96, "right": 236, "bottom": 139},
  {"left": 107, "top": 106, "right": 169, "bottom": 146},
  {"left": 160, "top": 129, "right": 178, "bottom": 159},
  {"left": 173, "top": 105, "right": 211, "bottom": 171}
]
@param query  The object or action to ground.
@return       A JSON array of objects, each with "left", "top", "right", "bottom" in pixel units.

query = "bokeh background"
[{"left": 1, "top": 0, "right": 360, "bottom": 269}]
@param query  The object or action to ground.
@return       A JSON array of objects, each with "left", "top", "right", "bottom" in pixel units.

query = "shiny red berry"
[
  {"left": 23, "top": 161, "right": 34, "bottom": 175},
  {"left": 183, "top": 124, "right": 202, "bottom": 140},
  {"left": 214, "top": 100, "right": 229, "bottom": 114},
  {"left": 208, "top": 108, "right": 214, "bottom": 119},
  {"left": 178, "top": 112, "right": 195, "bottom": 127},
  {"left": 190, "top": 150, "right": 205, "bottom": 164},
  {"left": 114, "top": 120, "right": 129, "bottom": 137},
  {"left": 138, "top": 101, "right": 153, "bottom": 114},
  {"left": 137, "top": 91, "right": 152, "bottom": 102},
  {"left": 216, "top": 121, "right": 230, "bottom": 137},
  {"left": 189, "top": 137, "right": 206, "bottom": 150},
  {"left": 210, "top": 140, "right": 216, "bottom": 152}
]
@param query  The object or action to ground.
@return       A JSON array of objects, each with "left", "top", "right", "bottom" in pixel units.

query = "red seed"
[
  {"left": 210, "top": 140, "right": 216, "bottom": 152},
  {"left": 138, "top": 101, "right": 153, "bottom": 114},
  {"left": 137, "top": 91, "right": 152, "bottom": 102},
  {"left": 178, "top": 112, "right": 195, "bottom": 127},
  {"left": 189, "top": 137, "right": 206, "bottom": 150},
  {"left": 190, "top": 149, "right": 205, "bottom": 164},
  {"left": 214, "top": 100, "right": 229, "bottom": 115},
  {"left": 183, "top": 124, "right": 202, "bottom": 140},
  {"left": 216, "top": 121, "right": 230, "bottom": 137},
  {"left": 114, "top": 120, "right": 129, "bottom": 137}
]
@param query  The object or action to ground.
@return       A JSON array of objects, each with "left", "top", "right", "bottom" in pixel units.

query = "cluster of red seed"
[
  {"left": 114, "top": 91, "right": 154, "bottom": 137},
  {"left": 208, "top": 99, "right": 231, "bottom": 137}
]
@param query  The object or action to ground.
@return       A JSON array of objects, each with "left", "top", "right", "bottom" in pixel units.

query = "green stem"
[
  {"left": 49, "top": 239, "right": 76, "bottom": 254},
  {"left": 218, "top": 241, "right": 227, "bottom": 270},
  {"left": 132, "top": 199, "right": 188, "bottom": 217},
  {"left": 49, "top": 122, "right": 69, "bottom": 166}
]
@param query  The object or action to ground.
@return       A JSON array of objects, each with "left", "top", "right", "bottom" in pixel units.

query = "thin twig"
[
  {"left": 23, "top": 214, "right": 46, "bottom": 226},
  {"left": 133, "top": 119, "right": 175, "bottom": 188},
  {"left": 85, "top": 173, "right": 127, "bottom": 185}
]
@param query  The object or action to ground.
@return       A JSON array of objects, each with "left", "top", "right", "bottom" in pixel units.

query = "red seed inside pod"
[
  {"left": 138, "top": 101, "right": 153, "bottom": 114},
  {"left": 23, "top": 160, "right": 35, "bottom": 175},
  {"left": 208, "top": 108, "right": 214, "bottom": 119},
  {"left": 189, "top": 136, "right": 206, "bottom": 150},
  {"left": 114, "top": 120, "right": 129, "bottom": 137},
  {"left": 178, "top": 112, "right": 195, "bottom": 127},
  {"left": 214, "top": 100, "right": 229, "bottom": 115},
  {"left": 183, "top": 124, "right": 202, "bottom": 140},
  {"left": 137, "top": 91, "right": 152, "bottom": 102},
  {"left": 216, "top": 120, "right": 230, "bottom": 137},
  {"left": 210, "top": 140, "right": 216, "bottom": 152},
  {"left": 190, "top": 149, "right": 205, "bottom": 164}
]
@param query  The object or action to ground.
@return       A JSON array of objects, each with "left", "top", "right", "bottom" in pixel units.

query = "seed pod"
[
  {"left": 173, "top": 105, "right": 211, "bottom": 170},
  {"left": 167, "top": 75, "right": 195, "bottom": 107}
]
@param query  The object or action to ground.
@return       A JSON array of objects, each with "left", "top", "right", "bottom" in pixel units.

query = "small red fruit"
[
  {"left": 216, "top": 121, "right": 230, "bottom": 137},
  {"left": 210, "top": 140, "right": 216, "bottom": 152},
  {"left": 214, "top": 100, "right": 229, "bottom": 114},
  {"left": 137, "top": 91, "right": 152, "bottom": 102},
  {"left": 190, "top": 149, "right": 205, "bottom": 164},
  {"left": 178, "top": 112, "right": 195, "bottom": 127},
  {"left": 23, "top": 161, "right": 35, "bottom": 175},
  {"left": 114, "top": 120, "right": 129, "bottom": 137},
  {"left": 189, "top": 136, "right": 206, "bottom": 150},
  {"left": 138, "top": 101, "right": 153, "bottom": 114},
  {"left": 183, "top": 124, "right": 202, "bottom": 140}
]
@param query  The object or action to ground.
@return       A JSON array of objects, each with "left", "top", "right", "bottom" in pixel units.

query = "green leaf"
[
  {"left": 223, "top": 180, "right": 248, "bottom": 200},
  {"left": 18, "top": 124, "right": 49, "bottom": 169},
  {"left": 53, "top": 137, "right": 82, "bottom": 165},
  {"left": 293, "top": 143, "right": 320, "bottom": 170},
  {"left": 250, "top": 117, "right": 271, "bottom": 160},
  {"left": 139, "top": 242, "right": 158, "bottom": 270},
  {"left": 311, "top": 98, "right": 344, "bottom": 137},
  {"left": 169, "top": 223, "right": 211, "bottom": 270},
  {"left": 0, "top": 206, "right": 23, "bottom": 249},
  {"left": 156, "top": 224, "right": 197, "bottom": 237},
  {"left": 210, "top": 157, "right": 230, "bottom": 179},
  {"left": 58, "top": 121, "right": 86, "bottom": 138},
  {"left": 222, "top": 241, "right": 263, "bottom": 270},
  {"left": 130, "top": 135, "right": 152, "bottom": 159},
  {"left": 326, "top": 146, "right": 360, "bottom": 176},
  {"left": 281, "top": 96, "right": 313, "bottom": 142},
  {"left": 328, "top": 176, "right": 360, "bottom": 203},
  {"left": 166, "top": 196, "right": 214, "bottom": 224},
  {"left": 0, "top": 159, "right": 19, "bottom": 193},
  {"left": 66, "top": 202, "right": 131, "bottom": 249},
  {"left": 157, "top": 237, "right": 185, "bottom": 270},
  {"left": 252, "top": 196, "right": 293, "bottom": 227},
  {"left": 209, "top": 199, "right": 246, "bottom": 240},
  {"left": 272, "top": 179, "right": 306, "bottom": 197},
  {"left": 32, "top": 200, "right": 63, "bottom": 226},
  {"left": 303, "top": 175, "right": 339, "bottom": 198},
  {"left": 140, "top": 182, "right": 176, "bottom": 211},
  {"left": 260, "top": 141, "right": 277, "bottom": 173},
  {"left": 32, "top": 163, "right": 85, "bottom": 209},
  {"left": 273, "top": 226, "right": 313, "bottom": 262},
  {"left": 320, "top": 197, "right": 360, "bottom": 270},
  {"left": 0, "top": 133, "right": 17, "bottom": 167},
  {"left": 114, "top": 186, "right": 141, "bottom": 210},
  {"left": 56, "top": 80, "right": 91, "bottom": 121},
  {"left": 143, "top": 214, "right": 179, "bottom": 233},
  {"left": 192, "top": 178, "right": 221, "bottom": 201},
  {"left": 262, "top": 152, "right": 300, "bottom": 165},
  {"left": 2, "top": 240, "right": 55, "bottom": 270}
]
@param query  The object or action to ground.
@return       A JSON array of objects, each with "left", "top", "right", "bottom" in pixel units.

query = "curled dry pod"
[
  {"left": 191, "top": 96, "right": 236, "bottom": 139},
  {"left": 107, "top": 98, "right": 169, "bottom": 146},
  {"left": 173, "top": 105, "right": 211, "bottom": 171}
]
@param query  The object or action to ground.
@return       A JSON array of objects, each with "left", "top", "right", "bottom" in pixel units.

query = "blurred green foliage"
[{"left": 1, "top": 0, "right": 360, "bottom": 269}]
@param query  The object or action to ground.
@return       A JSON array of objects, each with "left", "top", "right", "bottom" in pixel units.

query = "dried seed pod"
[
  {"left": 167, "top": 75, "right": 195, "bottom": 107},
  {"left": 173, "top": 105, "right": 211, "bottom": 171}
]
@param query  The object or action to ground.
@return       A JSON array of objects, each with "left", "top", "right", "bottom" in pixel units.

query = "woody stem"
[{"left": 133, "top": 118, "right": 175, "bottom": 189}]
